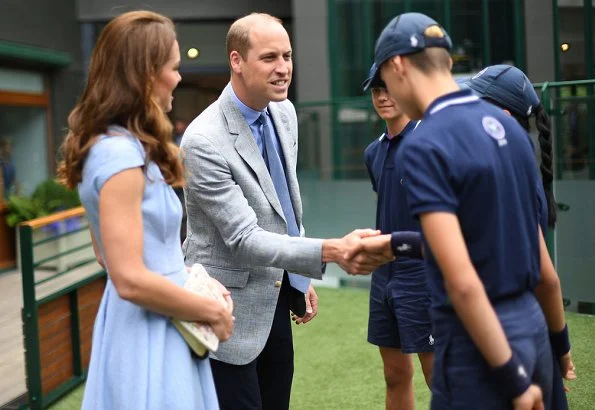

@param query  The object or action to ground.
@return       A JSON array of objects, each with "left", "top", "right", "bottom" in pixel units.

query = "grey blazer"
[{"left": 181, "top": 84, "right": 324, "bottom": 365}]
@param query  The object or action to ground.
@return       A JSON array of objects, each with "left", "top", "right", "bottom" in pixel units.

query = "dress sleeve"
[{"left": 88, "top": 136, "right": 145, "bottom": 192}]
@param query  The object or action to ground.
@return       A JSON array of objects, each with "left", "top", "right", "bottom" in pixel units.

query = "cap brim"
[
  {"left": 362, "top": 65, "right": 383, "bottom": 91},
  {"left": 361, "top": 77, "right": 373, "bottom": 91}
]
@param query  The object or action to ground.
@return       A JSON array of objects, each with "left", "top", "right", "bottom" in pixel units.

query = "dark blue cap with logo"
[
  {"left": 362, "top": 63, "right": 386, "bottom": 91},
  {"left": 455, "top": 76, "right": 471, "bottom": 90},
  {"left": 464, "top": 65, "right": 540, "bottom": 118},
  {"left": 368, "top": 12, "right": 453, "bottom": 86}
]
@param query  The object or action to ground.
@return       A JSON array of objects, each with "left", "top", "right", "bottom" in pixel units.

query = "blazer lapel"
[
  {"left": 219, "top": 86, "right": 285, "bottom": 221},
  {"left": 269, "top": 104, "right": 302, "bottom": 227}
]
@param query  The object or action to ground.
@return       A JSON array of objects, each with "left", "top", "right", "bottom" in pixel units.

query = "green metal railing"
[
  {"left": 19, "top": 207, "right": 105, "bottom": 409},
  {"left": 296, "top": 79, "right": 595, "bottom": 180},
  {"left": 296, "top": 79, "right": 595, "bottom": 311},
  {"left": 539, "top": 79, "right": 595, "bottom": 180},
  {"left": 296, "top": 96, "right": 379, "bottom": 179}
]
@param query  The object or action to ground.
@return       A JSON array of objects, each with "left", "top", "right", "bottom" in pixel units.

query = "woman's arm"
[
  {"left": 99, "top": 167, "right": 233, "bottom": 338},
  {"left": 534, "top": 227, "right": 574, "bottom": 378},
  {"left": 88, "top": 226, "right": 104, "bottom": 269},
  {"left": 534, "top": 226, "right": 565, "bottom": 332}
]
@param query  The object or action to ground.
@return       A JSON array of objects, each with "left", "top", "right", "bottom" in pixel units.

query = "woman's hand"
[
  {"left": 208, "top": 302, "right": 235, "bottom": 342},
  {"left": 560, "top": 352, "right": 576, "bottom": 392},
  {"left": 208, "top": 278, "right": 234, "bottom": 341},
  {"left": 211, "top": 277, "right": 234, "bottom": 314}
]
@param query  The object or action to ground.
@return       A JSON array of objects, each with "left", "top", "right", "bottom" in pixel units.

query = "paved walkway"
[{"left": 0, "top": 269, "right": 27, "bottom": 406}]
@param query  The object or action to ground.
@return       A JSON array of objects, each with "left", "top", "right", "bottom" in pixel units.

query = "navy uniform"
[
  {"left": 465, "top": 65, "right": 570, "bottom": 410},
  {"left": 370, "top": 13, "right": 554, "bottom": 409},
  {"left": 402, "top": 89, "right": 553, "bottom": 409},
  {"left": 364, "top": 117, "right": 433, "bottom": 353}
]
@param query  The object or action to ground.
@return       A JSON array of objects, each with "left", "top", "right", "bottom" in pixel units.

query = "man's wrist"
[{"left": 321, "top": 238, "right": 341, "bottom": 263}]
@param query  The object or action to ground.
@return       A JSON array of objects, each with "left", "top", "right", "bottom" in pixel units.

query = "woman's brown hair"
[{"left": 57, "top": 10, "right": 183, "bottom": 189}]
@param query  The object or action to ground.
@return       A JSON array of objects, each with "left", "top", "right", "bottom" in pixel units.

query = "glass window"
[
  {"left": 0, "top": 68, "right": 45, "bottom": 94},
  {"left": 333, "top": 0, "right": 375, "bottom": 99},
  {"left": 330, "top": 0, "right": 525, "bottom": 98},
  {"left": 488, "top": 0, "right": 519, "bottom": 66},
  {"left": 0, "top": 106, "right": 49, "bottom": 196},
  {"left": 450, "top": 0, "right": 484, "bottom": 74}
]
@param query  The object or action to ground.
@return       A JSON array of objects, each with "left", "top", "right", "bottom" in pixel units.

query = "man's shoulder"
[
  {"left": 271, "top": 98, "right": 297, "bottom": 118},
  {"left": 364, "top": 135, "right": 383, "bottom": 158},
  {"left": 190, "top": 100, "right": 223, "bottom": 127},
  {"left": 183, "top": 101, "right": 224, "bottom": 144}
]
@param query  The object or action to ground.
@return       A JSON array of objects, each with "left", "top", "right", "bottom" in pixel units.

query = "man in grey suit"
[{"left": 181, "top": 13, "right": 391, "bottom": 410}]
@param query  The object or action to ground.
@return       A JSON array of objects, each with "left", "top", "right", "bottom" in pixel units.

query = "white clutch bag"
[{"left": 171, "top": 263, "right": 227, "bottom": 358}]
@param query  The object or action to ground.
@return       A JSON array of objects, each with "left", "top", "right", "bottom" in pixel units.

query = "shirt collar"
[
  {"left": 425, "top": 89, "right": 479, "bottom": 117},
  {"left": 230, "top": 84, "right": 268, "bottom": 125},
  {"left": 380, "top": 120, "right": 418, "bottom": 141}
]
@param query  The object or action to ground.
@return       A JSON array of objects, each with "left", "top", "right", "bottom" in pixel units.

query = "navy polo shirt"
[
  {"left": 537, "top": 184, "right": 548, "bottom": 235},
  {"left": 397, "top": 89, "right": 541, "bottom": 310},
  {"left": 364, "top": 121, "right": 422, "bottom": 276}
]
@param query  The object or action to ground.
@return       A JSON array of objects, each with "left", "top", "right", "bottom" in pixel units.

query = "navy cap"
[
  {"left": 464, "top": 65, "right": 540, "bottom": 117},
  {"left": 362, "top": 63, "right": 386, "bottom": 91},
  {"left": 368, "top": 13, "right": 453, "bottom": 85},
  {"left": 455, "top": 76, "right": 471, "bottom": 90}
]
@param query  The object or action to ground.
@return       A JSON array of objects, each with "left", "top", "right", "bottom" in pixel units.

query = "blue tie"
[{"left": 257, "top": 112, "right": 310, "bottom": 293}]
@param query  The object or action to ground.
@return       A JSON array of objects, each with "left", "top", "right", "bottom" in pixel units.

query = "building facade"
[{"left": 0, "top": 1, "right": 593, "bottom": 306}]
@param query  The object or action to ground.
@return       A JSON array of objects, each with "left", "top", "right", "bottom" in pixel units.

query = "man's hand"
[
  {"left": 344, "top": 234, "right": 393, "bottom": 261},
  {"left": 292, "top": 285, "right": 318, "bottom": 325},
  {"left": 336, "top": 230, "right": 394, "bottom": 275},
  {"left": 512, "top": 385, "right": 544, "bottom": 410}
]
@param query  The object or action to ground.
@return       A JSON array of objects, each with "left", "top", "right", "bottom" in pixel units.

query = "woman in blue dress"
[{"left": 57, "top": 10, "right": 233, "bottom": 409}]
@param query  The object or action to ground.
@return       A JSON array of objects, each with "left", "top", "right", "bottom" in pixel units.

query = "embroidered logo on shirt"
[
  {"left": 518, "top": 365, "right": 528, "bottom": 378},
  {"left": 482, "top": 116, "right": 507, "bottom": 146},
  {"left": 429, "top": 335, "right": 435, "bottom": 345}
]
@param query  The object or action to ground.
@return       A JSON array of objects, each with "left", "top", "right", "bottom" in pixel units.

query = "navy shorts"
[
  {"left": 367, "top": 262, "right": 434, "bottom": 353},
  {"left": 430, "top": 292, "right": 553, "bottom": 410}
]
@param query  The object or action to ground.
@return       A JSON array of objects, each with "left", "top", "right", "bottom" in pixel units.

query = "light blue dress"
[{"left": 78, "top": 126, "right": 219, "bottom": 409}]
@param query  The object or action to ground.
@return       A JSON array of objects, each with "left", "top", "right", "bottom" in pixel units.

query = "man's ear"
[
  {"left": 229, "top": 51, "right": 242, "bottom": 74},
  {"left": 388, "top": 55, "right": 406, "bottom": 78},
  {"left": 448, "top": 56, "right": 453, "bottom": 71}
]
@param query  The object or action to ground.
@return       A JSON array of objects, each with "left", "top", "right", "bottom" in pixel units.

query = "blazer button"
[{"left": 274, "top": 280, "right": 282, "bottom": 288}]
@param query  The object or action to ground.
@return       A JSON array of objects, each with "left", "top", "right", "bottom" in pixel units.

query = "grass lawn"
[{"left": 51, "top": 287, "right": 594, "bottom": 409}]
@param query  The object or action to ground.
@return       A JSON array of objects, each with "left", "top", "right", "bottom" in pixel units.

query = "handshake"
[{"left": 322, "top": 229, "right": 395, "bottom": 276}]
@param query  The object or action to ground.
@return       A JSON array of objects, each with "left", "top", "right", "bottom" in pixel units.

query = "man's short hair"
[
  {"left": 226, "top": 13, "right": 282, "bottom": 60},
  {"left": 407, "top": 48, "right": 452, "bottom": 74}
]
